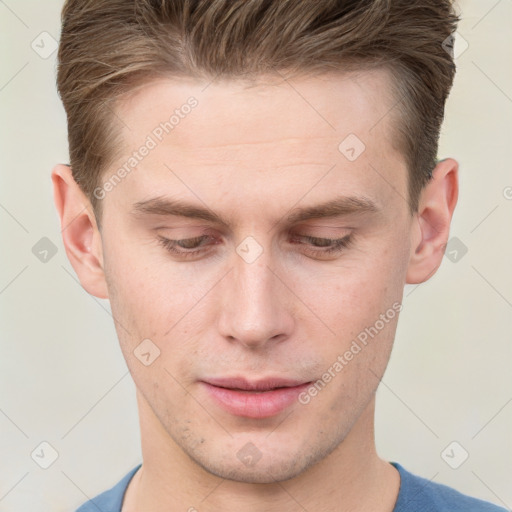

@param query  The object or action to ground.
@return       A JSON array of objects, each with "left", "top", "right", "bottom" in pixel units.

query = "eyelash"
[
  {"left": 157, "top": 233, "right": 353, "bottom": 259},
  {"left": 291, "top": 234, "right": 353, "bottom": 255}
]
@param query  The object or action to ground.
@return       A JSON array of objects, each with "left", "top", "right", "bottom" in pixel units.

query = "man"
[{"left": 52, "top": 1, "right": 507, "bottom": 511}]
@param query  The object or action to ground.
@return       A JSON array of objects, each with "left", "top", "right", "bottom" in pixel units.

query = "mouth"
[{"left": 200, "top": 376, "right": 312, "bottom": 418}]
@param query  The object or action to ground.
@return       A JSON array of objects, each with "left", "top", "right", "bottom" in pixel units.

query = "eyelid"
[
  {"left": 290, "top": 232, "right": 353, "bottom": 253},
  {"left": 157, "top": 233, "right": 213, "bottom": 249},
  {"left": 156, "top": 231, "right": 354, "bottom": 260}
]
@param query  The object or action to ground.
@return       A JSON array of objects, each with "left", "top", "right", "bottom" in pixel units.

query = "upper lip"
[{"left": 202, "top": 376, "right": 310, "bottom": 391}]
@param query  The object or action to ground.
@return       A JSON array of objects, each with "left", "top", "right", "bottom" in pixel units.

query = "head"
[{"left": 53, "top": 0, "right": 459, "bottom": 484}]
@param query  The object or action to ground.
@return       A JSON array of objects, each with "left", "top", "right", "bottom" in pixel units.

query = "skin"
[{"left": 52, "top": 69, "right": 458, "bottom": 512}]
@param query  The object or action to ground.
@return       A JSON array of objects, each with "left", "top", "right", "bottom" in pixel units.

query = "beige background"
[{"left": 1, "top": 1, "right": 511, "bottom": 510}]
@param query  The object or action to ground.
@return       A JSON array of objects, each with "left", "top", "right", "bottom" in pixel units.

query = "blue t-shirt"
[{"left": 75, "top": 461, "right": 508, "bottom": 511}]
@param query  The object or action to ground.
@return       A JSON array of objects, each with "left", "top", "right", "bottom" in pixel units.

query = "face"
[{"left": 98, "top": 70, "right": 413, "bottom": 483}]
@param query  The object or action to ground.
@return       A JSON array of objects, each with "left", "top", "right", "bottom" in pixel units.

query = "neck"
[{"left": 122, "top": 391, "right": 400, "bottom": 512}]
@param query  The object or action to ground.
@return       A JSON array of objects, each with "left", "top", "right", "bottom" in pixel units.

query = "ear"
[
  {"left": 406, "top": 158, "right": 459, "bottom": 284},
  {"left": 51, "top": 164, "right": 108, "bottom": 299}
]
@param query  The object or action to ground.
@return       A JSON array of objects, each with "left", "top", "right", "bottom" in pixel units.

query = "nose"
[{"left": 216, "top": 246, "right": 295, "bottom": 350}]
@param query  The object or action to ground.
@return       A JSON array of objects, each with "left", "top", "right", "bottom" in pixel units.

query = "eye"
[
  {"left": 289, "top": 233, "right": 353, "bottom": 256},
  {"left": 157, "top": 232, "right": 354, "bottom": 260},
  {"left": 157, "top": 234, "right": 214, "bottom": 259}
]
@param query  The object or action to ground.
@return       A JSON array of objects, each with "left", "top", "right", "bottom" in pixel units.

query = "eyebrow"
[{"left": 131, "top": 194, "right": 380, "bottom": 227}]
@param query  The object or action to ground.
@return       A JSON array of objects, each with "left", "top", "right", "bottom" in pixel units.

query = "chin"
[
  {"left": 196, "top": 456, "right": 308, "bottom": 484},
  {"left": 183, "top": 436, "right": 335, "bottom": 485}
]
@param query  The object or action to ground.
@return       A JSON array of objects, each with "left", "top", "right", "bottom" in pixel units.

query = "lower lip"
[{"left": 201, "top": 382, "right": 311, "bottom": 418}]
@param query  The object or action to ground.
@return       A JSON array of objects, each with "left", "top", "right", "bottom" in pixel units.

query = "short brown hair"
[{"left": 57, "top": 0, "right": 459, "bottom": 222}]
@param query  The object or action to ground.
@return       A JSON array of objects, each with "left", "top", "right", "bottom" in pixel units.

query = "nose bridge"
[{"left": 217, "top": 241, "right": 292, "bottom": 349}]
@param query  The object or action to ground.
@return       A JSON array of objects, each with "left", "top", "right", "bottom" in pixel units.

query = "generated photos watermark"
[
  {"left": 93, "top": 96, "right": 199, "bottom": 200},
  {"left": 298, "top": 301, "right": 403, "bottom": 405}
]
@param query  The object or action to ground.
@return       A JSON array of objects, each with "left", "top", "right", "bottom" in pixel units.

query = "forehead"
[
  {"left": 106, "top": 69, "right": 407, "bottom": 218},
  {"left": 117, "top": 69, "right": 398, "bottom": 147}
]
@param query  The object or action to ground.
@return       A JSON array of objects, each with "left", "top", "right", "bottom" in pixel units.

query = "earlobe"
[
  {"left": 406, "top": 158, "right": 459, "bottom": 284},
  {"left": 51, "top": 164, "right": 109, "bottom": 299}
]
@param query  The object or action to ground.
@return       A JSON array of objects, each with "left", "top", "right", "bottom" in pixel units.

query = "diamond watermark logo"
[
  {"left": 31, "top": 32, "right": 58, "bottom": 59},
  {"left": 32, "top": 237, "right": 58, "bottom": 263},
  {"left": 443, "top": 236, "right": 468, "bottom": 263},
  {"left": 134, "top": 338, "right": 161, "bottom": 366},
  {"left": 338, "top": 133, "right": 366, "bottom": 162},
  {"left": 441, "top": 441, "right": 469, "bottom": 469},
  {"left": 236, "top": 442, "right": 262, "bottom": 467},
  {"left": 442, "top": 32, "right": 469, "bottom": 59},
  {"left": 236, "top": 236, "right": 263, "bottom": 264},
  {"left": 31, "top": 441, "right": 59, "bottom": 469}
]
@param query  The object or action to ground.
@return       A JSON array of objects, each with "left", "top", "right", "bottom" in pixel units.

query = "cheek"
[
  {"left": 103, "top": 240, "right": 214, "bottom": 387},
  {"left": 103, "top": 236, "right": 184, "bottom": 327},
  {"left": 286, "top": 238, "right": 406, "bottom": 388},
  {"left": 293, "top": 247, "right": 404, "bottom": 330}
]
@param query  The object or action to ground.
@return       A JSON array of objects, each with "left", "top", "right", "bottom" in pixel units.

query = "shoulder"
[
  {"left": 391, "top": 462, "right": 508, "bottom": 512},
  {"left": 74, "top": 464, "right": 141, "bottom": 512}
]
